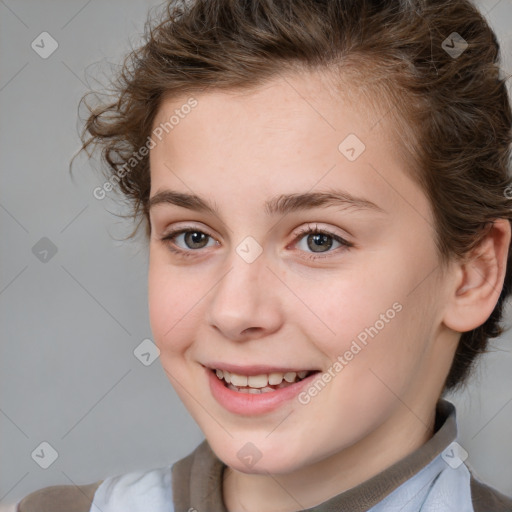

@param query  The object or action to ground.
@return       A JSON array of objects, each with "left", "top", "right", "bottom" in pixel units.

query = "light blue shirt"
[{"left": 90, "top": 442, "right": 474, "bottom": 511}]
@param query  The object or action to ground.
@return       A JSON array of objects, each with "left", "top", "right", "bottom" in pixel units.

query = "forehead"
[
  {"left": 148, "top": 69, "right": 430, "bottom": 223},
  {"left": 151, "top": 68, "right": 389, "bottom": 146}
]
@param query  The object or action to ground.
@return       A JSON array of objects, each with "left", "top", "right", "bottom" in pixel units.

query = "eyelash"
[{"left": 160, "top": 224, "right": 353, "bottom": 261}]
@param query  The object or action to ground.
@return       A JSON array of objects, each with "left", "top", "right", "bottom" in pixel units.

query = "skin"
[{"left": 147, "top": 69, "right": 510, "bottom": 512}]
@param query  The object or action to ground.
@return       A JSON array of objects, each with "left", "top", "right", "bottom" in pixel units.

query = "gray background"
[{"left": 1, "top": 0, "right": 512, "bottom": 507}]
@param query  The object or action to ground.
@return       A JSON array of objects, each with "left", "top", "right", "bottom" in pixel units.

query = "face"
[{"left": 147, "top": 70, "right": 457, "bottom": 476}]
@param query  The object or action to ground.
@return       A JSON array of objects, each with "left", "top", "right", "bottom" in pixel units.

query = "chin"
[
  {"left": 227, "top": 455, "right": 299, "bottom": 475},
  {"left": 208, "top": 436, "right": 306, "bottom": 475}
]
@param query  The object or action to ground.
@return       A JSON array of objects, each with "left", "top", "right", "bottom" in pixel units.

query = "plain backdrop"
[{"left": 1, "top": 0, "right": 512, "bottom": 507}]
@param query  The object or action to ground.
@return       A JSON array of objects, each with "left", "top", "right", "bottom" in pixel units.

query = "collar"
[{"left": 171, "top": 399, "right": 457, "bottom": 511}]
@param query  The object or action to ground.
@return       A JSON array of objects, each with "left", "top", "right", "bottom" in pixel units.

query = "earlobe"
[{"left": 443, "top": 218, "right": 511, "bottom": 333}]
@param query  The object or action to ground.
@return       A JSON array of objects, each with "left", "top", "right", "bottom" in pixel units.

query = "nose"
[{"left": 205, "top": 254, "right": 283, "bottom": 342}]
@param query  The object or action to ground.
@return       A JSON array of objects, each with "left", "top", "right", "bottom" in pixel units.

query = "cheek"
[
  {"left": 288, "top": 261, "right": 404, "bottom": 357},
  {"left": 293, "top": 249, "right": 436, "bottom": 381},
  {"left": 147, "top": 254, "right": 205, "bottom": 354}
]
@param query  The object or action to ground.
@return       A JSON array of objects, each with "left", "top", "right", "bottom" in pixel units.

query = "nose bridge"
[
  {"left": 212, "top": 249, "right": 268, "bottom": 314},
  {"left": 206, "top": 243, "right": 281, "bottom": 339}
]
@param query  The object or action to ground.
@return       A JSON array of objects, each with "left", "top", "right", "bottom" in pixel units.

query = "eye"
[
  {"left": 159, "top": 223, "right": 353, "bottom": 260},
  {"left": 293, "top": 224, "right": 353, "bottom": 258},
  {"left": 161, "top": 227, "right": 218, "bottom": 256}
]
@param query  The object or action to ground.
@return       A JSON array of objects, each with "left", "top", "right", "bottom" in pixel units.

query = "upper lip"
[{"left": 203, "top": 363, "right": 320, "bottom": 376}]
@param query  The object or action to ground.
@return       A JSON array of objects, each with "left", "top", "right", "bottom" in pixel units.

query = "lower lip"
[{"left": 206, "top": 366, "right": 318, "bottom": 416}]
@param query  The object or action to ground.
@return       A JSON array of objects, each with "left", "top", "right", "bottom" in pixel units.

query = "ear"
[{"left": 443, "top": 218, "right": 511, "bottom": 333}]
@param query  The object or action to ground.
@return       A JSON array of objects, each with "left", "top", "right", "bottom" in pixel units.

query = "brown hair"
[{"left": 78, "top": 0, "right": 512, "bottom": 392}]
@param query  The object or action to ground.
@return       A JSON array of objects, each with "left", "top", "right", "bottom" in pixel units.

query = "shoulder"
[
  {"left": 470, "top": 473, "right": 512, "bottom": 512},
  {"left": 16, "top": 480, "right": 103, "bottom": 512},
  {"left": 91, "top": 465, "right": 173, "bottom": 511},
  {"left": 15, "top": 465, "right": 174, "bottom": 512}
]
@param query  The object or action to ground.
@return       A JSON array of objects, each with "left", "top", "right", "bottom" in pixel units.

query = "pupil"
[
  {"left": 186, "top": 231, "right": 208, "bottom": 249},
  {"left": 307, "top": 233, "right": 332, "bottom": 253}
]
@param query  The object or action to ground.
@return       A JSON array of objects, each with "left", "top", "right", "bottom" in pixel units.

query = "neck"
[{"left": 223, "top": 401, "right": 436, "bottom": 512}]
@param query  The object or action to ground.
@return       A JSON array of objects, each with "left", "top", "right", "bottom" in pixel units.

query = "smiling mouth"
[{"left": 211, "top": 368, "right": 320, "bottom": 394}]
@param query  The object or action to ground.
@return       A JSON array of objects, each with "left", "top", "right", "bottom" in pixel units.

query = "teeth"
[
  {"left": 247, "top": 374, "right": 268, "bottom": 388},
  {"left": 214, "top": 369, "right": 312, "bottom": 389},
  {"left": 228, "top": 384, "right": 276, "bottom": 394},
  {"left": 268, "top": 372, "right": 283, "bottom": 385},
  {"left": 230, "top": 373, "right": 248, "bottom": 387},
  {"left": 284, "top": 372, "right": 297, "bottom": 383}
]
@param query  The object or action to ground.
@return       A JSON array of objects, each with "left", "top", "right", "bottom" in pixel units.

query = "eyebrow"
[{"left": 148, "top": 189, "right": 385, "bottom": 216}]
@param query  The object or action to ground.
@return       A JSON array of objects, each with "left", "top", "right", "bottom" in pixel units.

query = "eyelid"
[
  {"left": 288, "top": 223, "right": 353, "bottom": 259},
  {"left": 158, "top": 223, "right": 219, "bottom": 259},
  {"left": 160, "top": 222, "right": 217, "bottom": 240},
  {"left": 160, "top": 222, "right": 353, "bottom": 259},
  {"left": 290, "top": 223, "right": 351, "bottom": 244}
]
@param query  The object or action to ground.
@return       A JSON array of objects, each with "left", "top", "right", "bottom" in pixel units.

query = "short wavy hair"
[{"left": 78, "top": 0, "right": 512, "bottom": 392}]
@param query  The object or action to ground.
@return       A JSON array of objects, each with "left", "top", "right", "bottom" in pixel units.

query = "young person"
[{"left": 16, "top": 0, "right": 512, "bottom": 510}]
